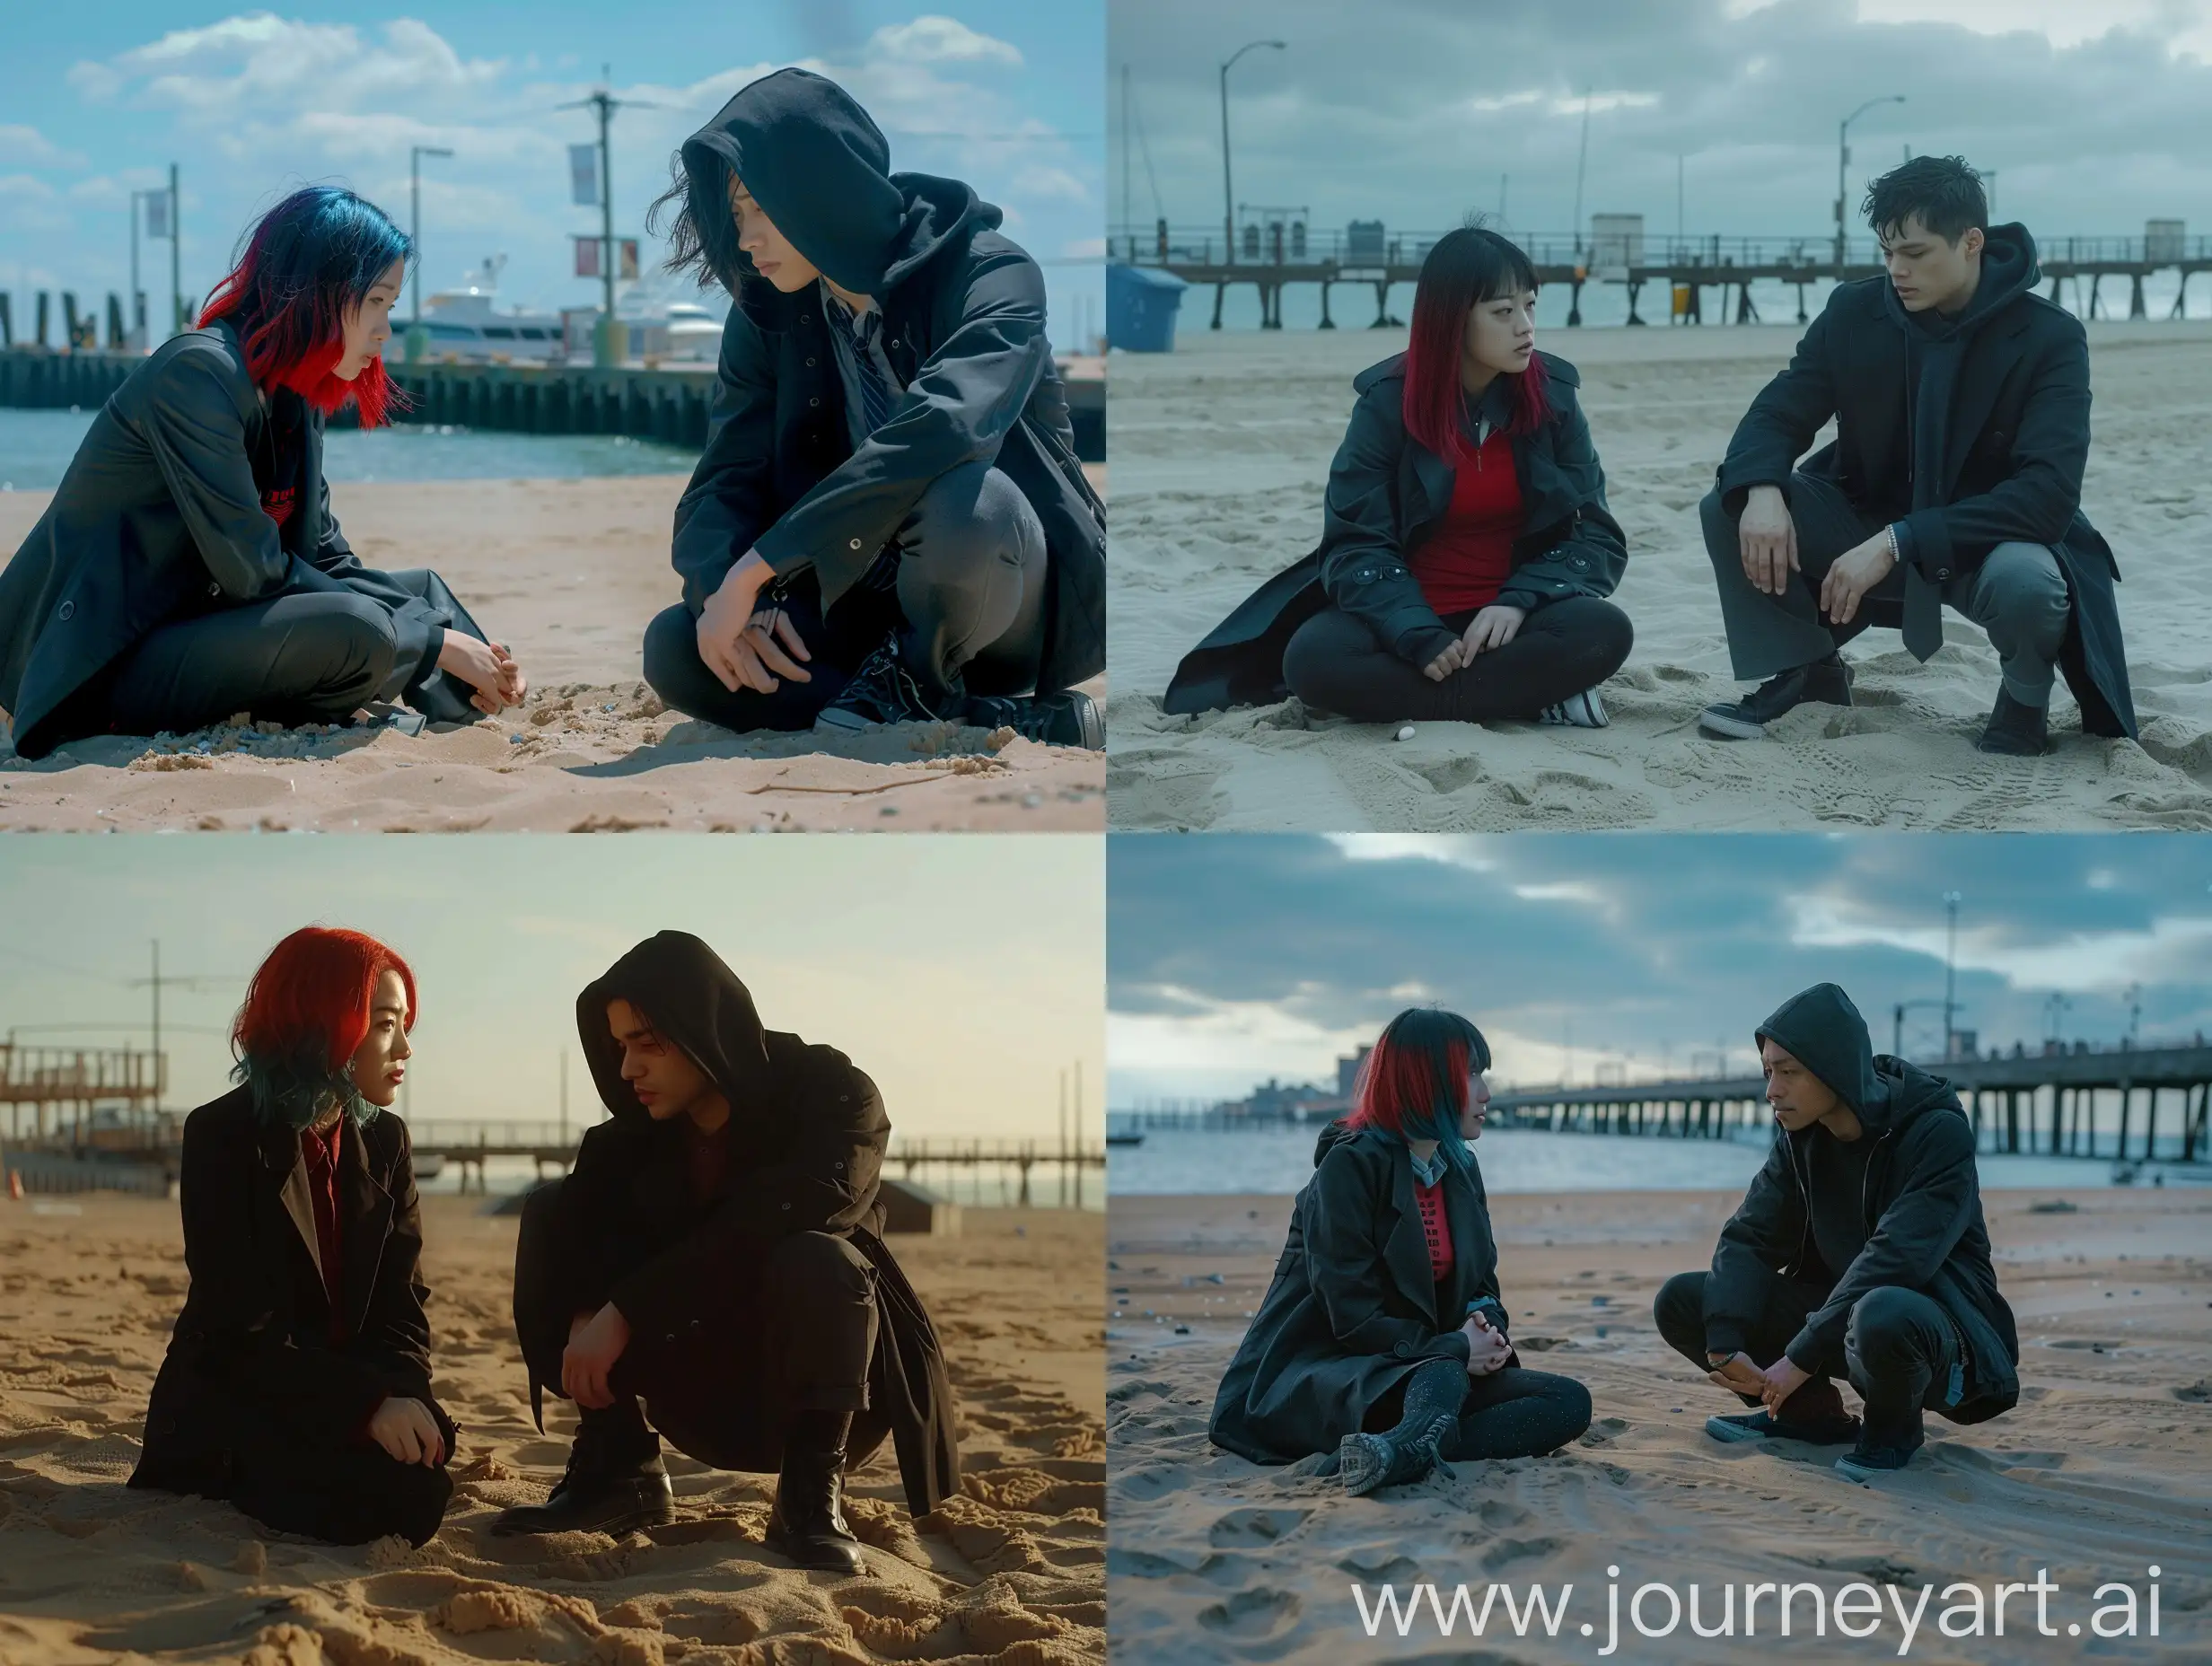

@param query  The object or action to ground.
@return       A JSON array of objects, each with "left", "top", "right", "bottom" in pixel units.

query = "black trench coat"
[
  {"left": 1714, "top": 229, "right": 2134, "bottom": 738},
  {"left": 1164, "top": 349, "right": 1628, "bottom": 715},
  {"left": 1210, "top": 1123, "right": 1521, "bottom": 1464},
  {"left": 0, "top": 318, "right": 487, "bottom": 758},
  {"left": 129, "top": 1087, "right": 452, "bottom": 1501},
  {"left": 553, "top": 931, "right": 960, "bottom": 1517}
]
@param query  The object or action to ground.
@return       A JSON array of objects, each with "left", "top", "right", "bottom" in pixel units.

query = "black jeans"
[
  {"left": 644, "top": 460, "right": 1048, "bottom": 732},
  {"left": 1281, "top": 595, "right": 1633, "bottom": 723},
  {"left": 224, "top": 1423, "right": 455, "bottom": 1548},
  {"left": 1363, "top": 1363, "right": 1593, "bottom": 1461},
  {"left": 512, "top": 1180, "right": 884, "bottom": 1476},
  {"left": 1655, "top": 1268, "right": 1965, "bottom": 1446}
]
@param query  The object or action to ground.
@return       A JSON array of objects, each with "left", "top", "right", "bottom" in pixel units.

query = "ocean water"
[
  {"left": 0, "top": 407, "right": 697, "bottom": 494},
  {"left": 1107, "top": 1125, "right": 2191, "bottom": 1196}
]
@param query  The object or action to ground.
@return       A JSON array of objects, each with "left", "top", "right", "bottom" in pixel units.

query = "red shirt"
[
  {"left": 298, "top": 1119, "right": 347, "bottom": 1343},
  {"left": 1409, "top": 427, "right": 1522, "bottom": 615},
  {"left": 261, "top": 484, "right": 298, "bottom": 530},
  {"left": 1413, "top": 1179, "right": 1454, "bottom": 1283}
]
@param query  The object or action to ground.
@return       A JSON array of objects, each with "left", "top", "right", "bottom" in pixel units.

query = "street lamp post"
[
  {"left": 1216, "top": 37, "right": 1285, "bottom": 328},
  {"left": 1835, "top": 94, "right": 1907, "bottom": 271},
  {"left": 408, "top": 145, "right": 454, "bottom": 364},
  {"left": 1942, "top": 890, "right": 1962, "bottom": 1058}
]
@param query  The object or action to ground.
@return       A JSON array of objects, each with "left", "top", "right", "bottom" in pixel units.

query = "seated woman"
[
  {"left": 1163, "top": 226, "right": 1633, "bottom": 728},
  {"left": 0, "top": 186, "right": 524, "bottom": 760},
  {"left": 1210, "top": 1008, "right": 1592, "bottom": 1495},
  {"left": 127, "top": 926, "right": 455, "bottom": 1547}
]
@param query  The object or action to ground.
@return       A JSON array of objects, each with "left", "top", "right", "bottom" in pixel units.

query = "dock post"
[
  {"left": 1567, "top": 276, "right": 1584, "bottom": 327},
  {"left": 2129, "top": 272, "right": 2146, "bottom": 320},
  {"left": 1318, "top": 281, "right": 1335, "bottom": 329}
]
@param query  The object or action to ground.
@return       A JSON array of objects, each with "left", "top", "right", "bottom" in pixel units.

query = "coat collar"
[
  {"left": 260, "top": 1111, "right": 392, "bottom": 1333},
  {"left": 1374, "top": 1140, "right": 1487, "bottom": 1325}
]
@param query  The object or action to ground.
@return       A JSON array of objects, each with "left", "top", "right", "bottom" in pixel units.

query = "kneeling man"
[
  {"left": 1698, "top": 154, "right": 2134, "bottom": 754},
  {"left": 492, "top": 931, "right": 959, "bottom": 1571},
  {"left": 1655, "top": 982, "right": 2019, "bottom": 1481}
]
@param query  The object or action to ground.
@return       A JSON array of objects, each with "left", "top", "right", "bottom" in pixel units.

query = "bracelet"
[{"left": 1884, "top": 524, "right": 1900, "bottom": 565}]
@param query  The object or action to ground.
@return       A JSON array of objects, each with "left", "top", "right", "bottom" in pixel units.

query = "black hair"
[
  {"left": 1862, "top": 155, "right": 1988, "bottom": 244},
  {"left": 648, "top": 148, "right": 747, "bottom": 294}
]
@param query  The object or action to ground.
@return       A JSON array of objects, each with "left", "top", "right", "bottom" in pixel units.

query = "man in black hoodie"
[
  {"left": 489, "top": 932, "right": 959, "bottom": 1573},
  {"left": 1696, "top": 155, "right": 2134, "bottom": 756},
  {"left": 1654, "top": 983, "right": 2020, "bottom": 1480},
  {"left": 636, "top": 68, "right": 1104, "bottom": 748}
]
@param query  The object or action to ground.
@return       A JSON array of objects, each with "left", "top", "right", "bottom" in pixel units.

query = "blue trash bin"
[{"left": 1107, "top": 263, "right": 1189, "bottom": 353}]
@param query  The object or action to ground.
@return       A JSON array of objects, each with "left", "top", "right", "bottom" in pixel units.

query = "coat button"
[
  {"left": 805, "top": 356, "right": 817, "bottom": 367},
  {"left": 848, "top": 539, "right": 862, "bottom": 550},
  {"left": 57, "top": 600, "right": 75, "bottom": 619},
  {"left": 1393, "top": 1342, "right": 1412, "bottom": 1357},
  {"left": 208, "top": 582, "right": 220, "bottom": 597},
  {"left": 1936, "top": 568, "right": 1952, "bottom": 580},
  {"left": 781, "top": 1202, "right": 791, "bottom": 1210},
  {"left": 834, "top": 1161, "right": 845, "bottom": 1171},
  {"left": 809, "top": 397, "right": 821, "bottom": 408},
  {"left": 664, "top": 1332, "right": 676, "bottom": 1344}
]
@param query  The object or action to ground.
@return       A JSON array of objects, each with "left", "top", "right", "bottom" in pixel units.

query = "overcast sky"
[
  {"left": 1109, "top": 834, "right": 2212, "bottom": 1106},
  {"left": 0, "top": 2, "right": 1102, "bottom": 347},
  {"left": 1109, "top": 0, "right": 2212, "bottom": 248},
  {"left": 0, "top": 836, "right": 1102, "bottom": 1143}
]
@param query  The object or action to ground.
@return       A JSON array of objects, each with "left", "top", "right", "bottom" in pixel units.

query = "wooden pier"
[{"left": 1111, "top": 225, "right": 2212, "bottom": 330}]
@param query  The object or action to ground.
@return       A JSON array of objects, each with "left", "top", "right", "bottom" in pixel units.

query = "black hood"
[
  {"left": 679, "top": 66, "right": 994, "bottom": 296},
  {"left": 1881, "top": 221, "right": 2041, "bottom": 341},
  {"left": 1755, "top": 982, "right": 1955, "bottom": 1135},
  {"left": 1312, "top": 1118, "right": 1363, "bottom": 1167},
  {"left": 575, "top": 931, "right": 770, "bottom": 1125}
]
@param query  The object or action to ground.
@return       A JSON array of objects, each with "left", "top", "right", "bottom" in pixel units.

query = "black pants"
[
  {"left": 220, "top": 1422, "right": 454, "bottom": 1548},
  {"left": 1281, "top": 595, "right": 1633, "bottom": 723},
  {"left": 644, "top": 460, "right": 1048, "bottom": 732},
  {"left": 513, "top": 1180, "right": 884, "bottom": 1475},
  {"left": 1363, "top": 1363, "right": 1593, "bottom": 1461},
  {"left": 1655, "top": 1268, "right": 1965, "bottom": 1446},
  {"left": 102, "top": 567, "right": 485, "bottom": 736}
]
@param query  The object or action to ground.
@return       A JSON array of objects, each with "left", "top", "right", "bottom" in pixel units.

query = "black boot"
[
  {"left": 1975, "top": 688, "right": 2051, "bottom": 756},
  {"left": 814, "top": 635, "right": 945, "bottom": 732},
  {"left": 1698, "top": 654, "right": 1853, "bottom": 740},
  {"left": 765, "top": 1409, "right": 866, "bottom": 1574},
  {"left": 489, "top": 1402, "right": 672, "bottom": 1538},
  {"left": 961, "top": 689, "right": 1104, "bottom": 750}
]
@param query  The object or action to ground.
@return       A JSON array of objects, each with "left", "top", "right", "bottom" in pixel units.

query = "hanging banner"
[
  {"left": 573, "top": 235, "right": 601, "bottom": 279},
  {"left": 619, "top": 239, "right": 640, "bottom": 281},
  {"left": 568, "top": 144, "right": 599, "bottom": 207},
  {"left": 145, "top": 193, "right": 170, "bottom": 239}
]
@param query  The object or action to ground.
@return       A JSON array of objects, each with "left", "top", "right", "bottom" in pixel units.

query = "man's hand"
[
  {"left": 1462, "top": 1311, "right": 1513, "bottom": 1377},
  {"left": 437, "top": 632, "right": 528, "bottom": 715},
  {"left": 1461, "top": 604, "right": 1526, "bottom": 657},
  {"left": 561, "top": 1302, "right": 631, "bottom": 1410},
  {"left": 696, "top": 550, "right": 781, "bottom": 694},
  {"left": 1738, "top": 484, "right": 1799, "bottom": 597},
  {"left": 1706, "top": 1351, "right": 1768, "bottom": 1398},
  {"left": 366, "top": 1396, "right": 445, "bottom": 1467},
  {"left": 1758, "top": 1355, "right": 1813, "bottom": 1413},
  {"left": 1817, "top": 532, "right": 1898, "bottom": 627}
]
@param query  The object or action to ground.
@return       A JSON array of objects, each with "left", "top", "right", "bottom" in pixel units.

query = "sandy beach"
[
  {"left": 1107, "top": 1187, "right": 2211, "bottom": 1663},
  {"left": 0, "top": 1194, "right": 1103, "bottom": 1665},
  {"left": 1106, "top": 321, "right": 2212, "bottom": 831},
  {"left": 0, "top": 471, "right": 1105, "bottom": 832}
]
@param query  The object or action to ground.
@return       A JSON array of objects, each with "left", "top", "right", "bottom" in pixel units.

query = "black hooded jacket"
[
  {"left": 1210, "top": 1121, "right": 1518, "bottom": 1464},
  {"left": 1714, "top": 224, "right": 2133, "bottom": 737},
  {"left": 1707, "top": 984, "right": 2020, "bottom": 1423},
  {"left": 1164, "top": 349, "right": 1628, "bottom": 715},
  {"left": 666, "top": 68, "right": 1104, "bottom": 693},
  {"left": 552, "top": 929, "right": 959, "bottom": 1515}
]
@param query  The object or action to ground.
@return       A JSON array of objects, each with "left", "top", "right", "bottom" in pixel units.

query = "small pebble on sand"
[{"left": 1395, "top": 724, "right": 1416, "bottom": 741}]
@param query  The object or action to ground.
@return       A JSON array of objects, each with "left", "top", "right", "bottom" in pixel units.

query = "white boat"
[{"left": 408, "top": 256, "right": 568, "bottom": 362}]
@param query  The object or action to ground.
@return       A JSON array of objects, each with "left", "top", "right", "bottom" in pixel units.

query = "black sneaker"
[
  {"left": 1975, "top": 688, "right": 2051, "bottom": 756},
  {"left": 1834, "top": 1435, "right": 1924, "bottom": 1482},
  {"left": 1336, "top": 1410, "right": 1459, "bottom": 1497},
  {"left": 1706, "top": 1408, "right": 1862, "bottom": 1447},
  {"left": 814, "top": 636, "right": 943, "bottom": 733},
  {"left": 961, "top": 690, "right": 1104, "bottom": 750},
  {"left": 488, "top": 1429, "right": 672, "bottom": 1537},
  {"left": 1698, "top": 655, "right": 1853, "bottom": 740}
]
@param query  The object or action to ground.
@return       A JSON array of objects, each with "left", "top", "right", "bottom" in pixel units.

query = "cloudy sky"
[
  {"left": 1109, "top": 1, "right": 2212, "bottom": 258},
  {"left": 1, "top": 3, "right": 1102, "bottom": 346},
  {"left": 0, "top": 836, "right": 1102, "bottom": 1143},
  {"left": 1109, "top": 834, "right": 2212, "bottom": 1106}
]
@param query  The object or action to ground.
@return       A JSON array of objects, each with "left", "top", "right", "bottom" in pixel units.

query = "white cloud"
[
  {"left": 866, "top": 16, "right": 1023, "bottom": 67},
  {"left": 1856, "top": 0, "right": 2212, "bottom": 58},
  {"left": 1330, "top": 834, "right": 1500, "bottom": 871},
  {"left": 1061, "top": 235, "right": 1106, "bottom": 259},
  {"left": 1014, "top": 163, "right": 1088, "bottom": 203},
  {"left": 1786, "top": 895, "right": 2212, "bottom": 993},
  {"left": 0, "top": 125, "right": 83, "bottom": 169},
  {"left": 0, "top": 174, "right": 58, "bottom": 201}
]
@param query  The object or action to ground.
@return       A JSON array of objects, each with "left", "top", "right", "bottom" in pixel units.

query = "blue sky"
[
  {"left": 0, "top": 835, "right": 1102, "bottom": 1142},
  {"left": 1108, "top": 834, "right": 2212, "bottom": 1106},
  {"left": 1109, "top": 1, "right": 2212, "bottom": 251},
  {"left": 0, "top": 3, "right": 1103, "bottom": 347}
]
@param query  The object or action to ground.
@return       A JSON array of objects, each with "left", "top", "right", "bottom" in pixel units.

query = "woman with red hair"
[
  {"left": 0, "top": 185, "right": 524, "bottom": 761},
  {"left": 1211, "top": 1008, "right": 1591, "bottom": 1495},
  {"left": 129, "top": 926, "right": 455, "bottom": 1547},
  {"left": 1165, "top": 225, "right": 1634, "bottom": 729}
]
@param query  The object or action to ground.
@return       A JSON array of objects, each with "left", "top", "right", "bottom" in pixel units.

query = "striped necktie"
[{"left": 847, "top": 308, "right": 894, "bottom": 435}]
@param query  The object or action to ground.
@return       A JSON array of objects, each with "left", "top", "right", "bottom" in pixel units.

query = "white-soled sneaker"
[{"left": 1539, "top": 688, "right": 1610, "bottom": 729}]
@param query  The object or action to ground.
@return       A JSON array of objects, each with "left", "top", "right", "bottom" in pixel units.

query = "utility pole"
[
  {"left": 1571, "top": 87, "right": 1593, "bottom": 254},
  {"left": 1835, "top": 95, "right": 1906, "bottom": 271},
  {"left": 559, "top": 1047, "right": 569, "bottom": 1146},
  {"left": 1218, "top": 39, "right": 1286, "bottom": 269},
  {"left": 1074, "top": 1059, "right": 1084, "bottom": 1210},
  {"left": 1058, "top": 1068, "right": 1068, "bottom": 1208},
  {"left": 1942, "top": 890, "right": 1962, "bottom": 1059},
  {"left": 408, "top": 145, "right": 454, "bottom": 362},
  {"left": 1119, "top": 66, "right": 1131, "bottom": 253},
  {"left": 127, "top": 191, "right": 149, "bottom": 349},
  {"left": 150, "top": 940, "right": 162, "bottom": 1112},
  {"left": 558, "top": 66, "right": 661, "bottom": 368},
  {"left": 168, "top": 162, "right": 181, "bottom": 338}
]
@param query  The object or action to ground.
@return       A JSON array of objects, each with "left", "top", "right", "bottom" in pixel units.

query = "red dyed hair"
[
  {"left": 196, "top": 185, "right": 410, "bottom": 428},
  {"left": 1345, "top": 1007, "right": 1492, "bottom": 1144},
  {"left": 1400, "top": 225, "right": 1551, "bottom": 463},
  {"left": 232, "top": 926, "right": 417, "bottom": 1072}
]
